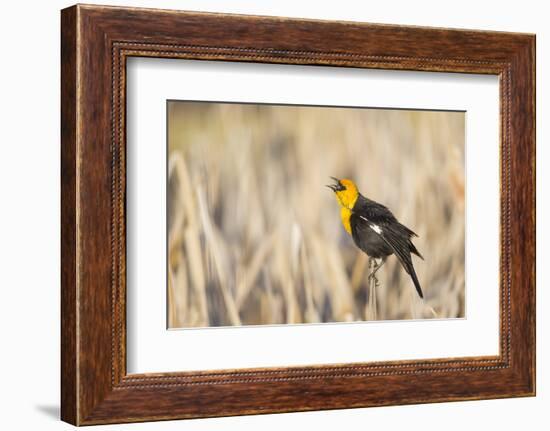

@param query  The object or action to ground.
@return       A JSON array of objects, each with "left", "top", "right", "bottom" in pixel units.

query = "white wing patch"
[
  {"left": 358, "top": 215, "right": 383, "bottom": 235},
  {"left": 369, "top": 223, "right": 382, "bottom": 234},
  {"left": 358, "top": 215, "right": 383, "bottom": 234}
]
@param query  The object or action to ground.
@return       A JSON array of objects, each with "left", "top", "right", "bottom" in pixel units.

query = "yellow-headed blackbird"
[{"left": 327, "top": 177, "right": 424, "bottom": 298}]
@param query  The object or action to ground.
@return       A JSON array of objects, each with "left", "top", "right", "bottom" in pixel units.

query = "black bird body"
[
  {"left": 328, "top": 178, "right": 424, "bottom": 298},
  {"left": 349, "top": 196, "right": 396, "bottom": 258}
]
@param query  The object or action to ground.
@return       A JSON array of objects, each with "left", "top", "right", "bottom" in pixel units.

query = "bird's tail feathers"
[
  {"left": 408, "top": 265, "right": 424, "bottom": 298},
  {"left": 410, "top": 243, "right": 424, "bottom": 260}
]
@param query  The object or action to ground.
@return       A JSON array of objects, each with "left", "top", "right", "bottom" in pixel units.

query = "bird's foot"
[
  {"left": 368, "top": 273, "right": 380, "bottom": 289},
  {"left": 367, "top": 257, "right": 384, "bottom": 288}
]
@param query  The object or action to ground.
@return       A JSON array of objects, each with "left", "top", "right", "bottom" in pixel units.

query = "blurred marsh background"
[{"left": 167, "top": 101, "right": 465, "bottom": 328}]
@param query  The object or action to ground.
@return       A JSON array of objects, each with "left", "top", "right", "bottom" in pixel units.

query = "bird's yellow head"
[{"left": 327, "top": 177, "right": 359, "bottom": 210}]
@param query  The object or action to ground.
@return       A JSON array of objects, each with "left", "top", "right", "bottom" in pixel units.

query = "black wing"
[
  {"left": 355, "top": 197, "right": 423, "bottom": 258},
  {"left": 358, "top": 213, "right": 424, "bottom": 298}
]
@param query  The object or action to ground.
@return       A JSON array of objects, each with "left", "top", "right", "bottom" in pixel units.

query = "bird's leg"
[
  {"left": 367, "top": 257, "right": 376, "bottom": 281},
  {"left": 368, "top": 257, "right": 387, "bottom": 282},
  {"left": 366, "top": 257, "right": 379, "bottom": 320}
]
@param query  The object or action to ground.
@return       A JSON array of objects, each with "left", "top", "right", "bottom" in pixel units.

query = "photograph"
[{"left": 167, "top": 101, "right": 466, "bottom": 328}]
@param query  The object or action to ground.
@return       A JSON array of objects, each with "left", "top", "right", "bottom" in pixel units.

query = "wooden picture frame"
[{"left": 61, "top": 4, "right": 535, "bottom": 425}]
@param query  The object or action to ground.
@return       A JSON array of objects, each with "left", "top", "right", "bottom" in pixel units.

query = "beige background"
[{"left": 168, "top": 102, "right": 465, "bottom": 328}]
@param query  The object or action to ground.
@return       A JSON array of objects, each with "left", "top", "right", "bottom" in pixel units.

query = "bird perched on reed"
[{"left": 327, "top": 177, "right": 424, "bottom": 298}]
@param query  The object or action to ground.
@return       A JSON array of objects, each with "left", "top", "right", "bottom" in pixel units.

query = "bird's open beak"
[{"left": 326, "top": 177, "right": 340, "bottom": 192}]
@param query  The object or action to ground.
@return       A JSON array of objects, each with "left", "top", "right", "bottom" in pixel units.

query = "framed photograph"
[{"left": 61, "top": 4, "right": 535, "bottom": 425}]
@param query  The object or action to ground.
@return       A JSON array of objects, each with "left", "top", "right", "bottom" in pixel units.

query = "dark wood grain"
[
  {"left": 61, "top": 4, "right": 535, "bottom": 425},
  {"left": 60, "top": 5, "right": 78, "bottom": 425}
]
